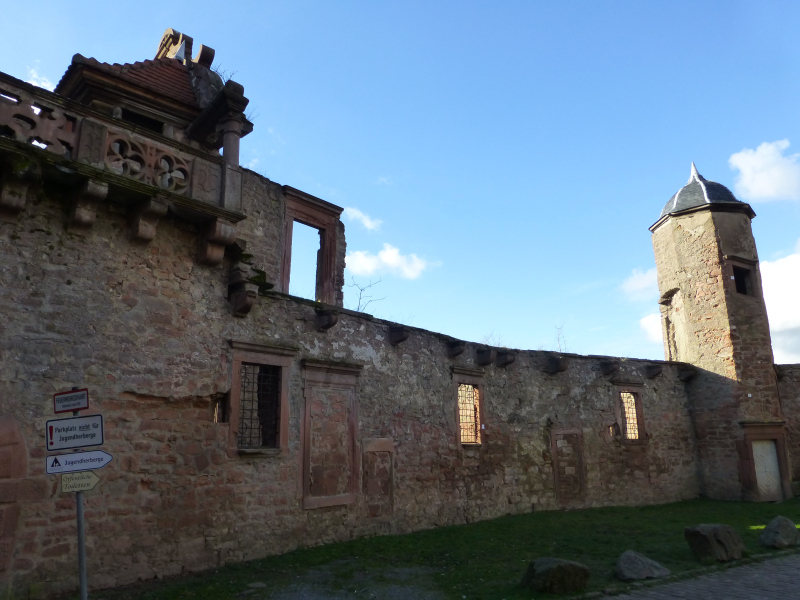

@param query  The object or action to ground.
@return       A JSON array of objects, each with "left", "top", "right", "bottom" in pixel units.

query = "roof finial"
[{"left": 688, "top": 162, "right": 701, "bottom": 184}]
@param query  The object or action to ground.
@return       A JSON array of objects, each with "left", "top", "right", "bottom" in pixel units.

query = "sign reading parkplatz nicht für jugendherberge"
[
  {"left": 45, "top": 414, "right": 104, "bottom": 451},
  {"left": 46, "top": 450, "right": 113, "bottom": 475}
]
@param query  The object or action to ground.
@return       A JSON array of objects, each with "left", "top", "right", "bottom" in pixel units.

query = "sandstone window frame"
[
  {"left": 226, "top": 341, "right": 295, "bottom": 459},
  {"left": 280, "top": 186, "right": 343, "bottom": 305},
  {"left": 723, "top": 255, "right": 762, "bottom": 300},
  {"left": 301, "top": 360, "right": 362, "bottom": 510},
  {"left": 614, "top": 384, "right": 646, "bottom": 445},
  {"left": 452, "top": 367, "right": 486, "bottom": 447}
]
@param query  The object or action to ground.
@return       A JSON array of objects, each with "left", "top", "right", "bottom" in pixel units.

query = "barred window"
[
  {"left": 620, "top": 391, "right": 640, "bottom": 440},
  {"left": 458, "top": 383, "right": 481, "bottom": 445},
  {"left": 237, "top": 363, "right": 281, "bottom": 448}
]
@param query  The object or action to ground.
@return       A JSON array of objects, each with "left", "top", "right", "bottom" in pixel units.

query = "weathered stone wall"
[
  {"left": 0, "top": 173, "right": 701, "bottom": 596},
  {"left": 651, "top": 209, "right": 783, "bottom": 500},
  {"left": 778, "top": 364, "right": 800, "bottom": 493}
]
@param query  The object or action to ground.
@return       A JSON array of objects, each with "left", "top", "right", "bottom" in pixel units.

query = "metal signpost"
[{"left": 47, "top": 387, "right": 111, "bottom": 600}]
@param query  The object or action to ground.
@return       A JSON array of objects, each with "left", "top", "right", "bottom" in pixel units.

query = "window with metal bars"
[
  {"left": 458, "top": 383, "right": 481, "bottom": 445},
  {"left": 237, "top": 363, "right": 281, "bottom": 448},
  {"left": 619, "top": 391, "right": 640, "bottom": 440}
]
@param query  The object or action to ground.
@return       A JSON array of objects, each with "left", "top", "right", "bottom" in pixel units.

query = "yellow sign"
[{"left": 61, "top": 471, "right": 100, "bottom": 493}]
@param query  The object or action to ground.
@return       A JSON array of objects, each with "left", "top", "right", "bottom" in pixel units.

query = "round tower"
[{"left": 650, "top": 164, "right": 790, "bottom": 501}]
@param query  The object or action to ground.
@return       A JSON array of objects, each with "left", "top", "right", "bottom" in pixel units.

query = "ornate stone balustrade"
[{"left": 0, "top": 73, "right": 242, "bottom": 264}]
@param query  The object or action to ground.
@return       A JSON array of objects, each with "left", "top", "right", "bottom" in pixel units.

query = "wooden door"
[{"left": 752, "top": 440, "right": 782, "bottom": 501}]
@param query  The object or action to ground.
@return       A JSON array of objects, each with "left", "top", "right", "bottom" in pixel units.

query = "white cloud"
[
  {"left": 640, "top": 313, "right": 663, "bottom": 344},
  {"left": 761, "top": 239, "right": 800, "bottom": 363},
  {"left": 621, "top": 267, "right": 658, "bottom": 302},
  {"left": 376, "top": 176, "right": 392, "bottom": 185},
  {"left": 246, "top": 157, "right": 260, "bottom": 170},
  {"left": 346, "top": 243, "right": 429, "bottom": 279},
  {"left": 26, "top": 66, "right": 54, "bottom": 91},
  {"left": 729, "top": 139, "right": 800, "bottom": 201},
  {"left": 343, "top": 207, "right": 382, "bottom": 231}
]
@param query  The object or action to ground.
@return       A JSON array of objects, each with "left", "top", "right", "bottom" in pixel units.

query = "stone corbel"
[
  {"left": 542, "top": 354, "right": 569, "bottom": 374},
  {"left": 476, "top": 347, "right": 496, "bottom": 367},
  {"left": 600, "top": 360, "right": 620, "bottom": 376},
  {"left": 315, "top": 308, "right": 339, "bottom": 332},
  {"left": 389, "top": 325, "right": 410, "bottom": 346},
  {"left": 130, "top": 198, "right": 168, "bottom": 242},
  {"left": 0, "top": 158, "right": 41, "bottom": 221},
  {"left": 447, "top": 340, "right": 465, "bottom": 358},
  {"left": 231, "top": 284, "right": 258, "bottom": 317},
  {"left": 226, "top": 264, "right": 259, "bottom": 317},
  {"left": 678, "top": 366, "right": 697, "bottom": 381},
  {"left": 68, "top": 179, "right": 108, "bottom": 234},
  {"left": 496, "top": 350, "right": 516, "bottom": 368},
  {"left": 645, "top": 364, "right": 663, "bottom": 379},
  {"left": 199, "top": 218, "right": 237, "bottom": 265},
  {"left": 0, "top": 177, "right": 30, "bottom": 221}
]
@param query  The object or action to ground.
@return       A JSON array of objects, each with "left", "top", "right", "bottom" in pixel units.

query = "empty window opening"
[
  {"left": 732, "top": 266, "right": 753, "bottom": 296},
  {"left": 213, "top": 395, "right": 227, "bottom": 424},
  {"left": 458, "top": 383, "right": 481, "bottom": 445},
  {"left": 120, "top": 108, "right": 163, "bottom": 134},
  {"left": 289, "top": 221, "right": 322, "bottom": 300},
  {"left": 237, "top": 363, "right": 281, "bottom": 449},
  {"left": 620, "top": 392, "right": 640, "bottom": 440},
  {"left": 0, "top": 91, "right": 19, "bottom": 104}
]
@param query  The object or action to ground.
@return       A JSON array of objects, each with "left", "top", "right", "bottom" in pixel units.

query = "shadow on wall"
[{"left": 0, "top": 416, "right": 29, "bottom": 578}]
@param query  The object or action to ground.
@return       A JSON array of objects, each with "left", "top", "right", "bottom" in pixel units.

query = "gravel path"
[{"left": 615, "top": 554, "right": 800, "bottom": 600}]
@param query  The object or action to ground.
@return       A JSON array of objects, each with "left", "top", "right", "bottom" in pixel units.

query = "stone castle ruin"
[{"left": 0, "top": 29, "right": 798, "bottom": 596}]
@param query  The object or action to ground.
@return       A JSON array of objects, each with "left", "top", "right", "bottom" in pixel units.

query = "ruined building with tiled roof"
[{"left": 0, "top": 29, "right": 798, "bottom": 597}]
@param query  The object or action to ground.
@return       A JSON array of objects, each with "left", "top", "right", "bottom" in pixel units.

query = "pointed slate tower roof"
[{"left": 659, "top": 163, "right": 753, "bottom": 219}]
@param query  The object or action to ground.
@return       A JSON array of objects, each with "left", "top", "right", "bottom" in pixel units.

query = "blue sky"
[{"left": 3, "top": 1, "right": 800, "bottom": 361}]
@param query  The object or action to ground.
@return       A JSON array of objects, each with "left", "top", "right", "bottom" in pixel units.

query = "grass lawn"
[{"left": 86, "top": 498, "right": 800, "bottom": 600}]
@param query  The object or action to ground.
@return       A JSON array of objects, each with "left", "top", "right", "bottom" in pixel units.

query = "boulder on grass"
[
  {"left": 614, "top": 550, "right": 671, "bottom": 581},
  {"left": 684, "top": 524, "right": 745, "bottom": 562},
  {"left": 759, "top": 516, "right": 798, "bottom": 549},
  {"left": 521, "top": 557, "right": 590, "bottom": 594}
]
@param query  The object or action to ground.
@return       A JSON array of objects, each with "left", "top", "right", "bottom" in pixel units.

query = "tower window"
[
  {"left": 120, "top": 108, "right": 164, "bottom": 134},
  {"left": 732, "top": 266, "right": 753, "bottom": 296}
]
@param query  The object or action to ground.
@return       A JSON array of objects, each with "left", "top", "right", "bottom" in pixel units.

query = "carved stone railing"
[{"left": 0, "top": 73, "right": 243, "bottom": 264}]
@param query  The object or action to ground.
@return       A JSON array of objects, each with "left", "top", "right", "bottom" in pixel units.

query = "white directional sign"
[
  {"left": 46, "top": 415, "right": 103, "bottom": 451},
  {"left": 46, "top": 450, "right": 112, "bottom": 475},
  {"left": 53, "top": 388, "right": 89, "bottom": 414},
  {"left": 61, "top": 471, "right": 100, "bottom": 493}
]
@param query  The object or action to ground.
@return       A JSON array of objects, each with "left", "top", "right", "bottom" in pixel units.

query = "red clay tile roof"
[{"left": 56, "top": 55, "right": 200, "bottom": 109}]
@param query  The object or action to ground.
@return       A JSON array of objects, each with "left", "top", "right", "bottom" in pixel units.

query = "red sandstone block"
[
  {"left": 41, "top": 543, "right": 70, "bottom": 558},
  {"left": 139, "top": 420, "right": 171, "bottom": 432},
  {"left": 17, "top": 478, "right": 49, "bottom": 503},
  {"left": 12, "top": 557, "right": 34, "bottom": 571}
]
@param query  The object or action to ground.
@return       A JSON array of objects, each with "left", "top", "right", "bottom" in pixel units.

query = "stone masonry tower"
[{"left": 650, "top": 164, "right": 791, "bottom": 501}]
